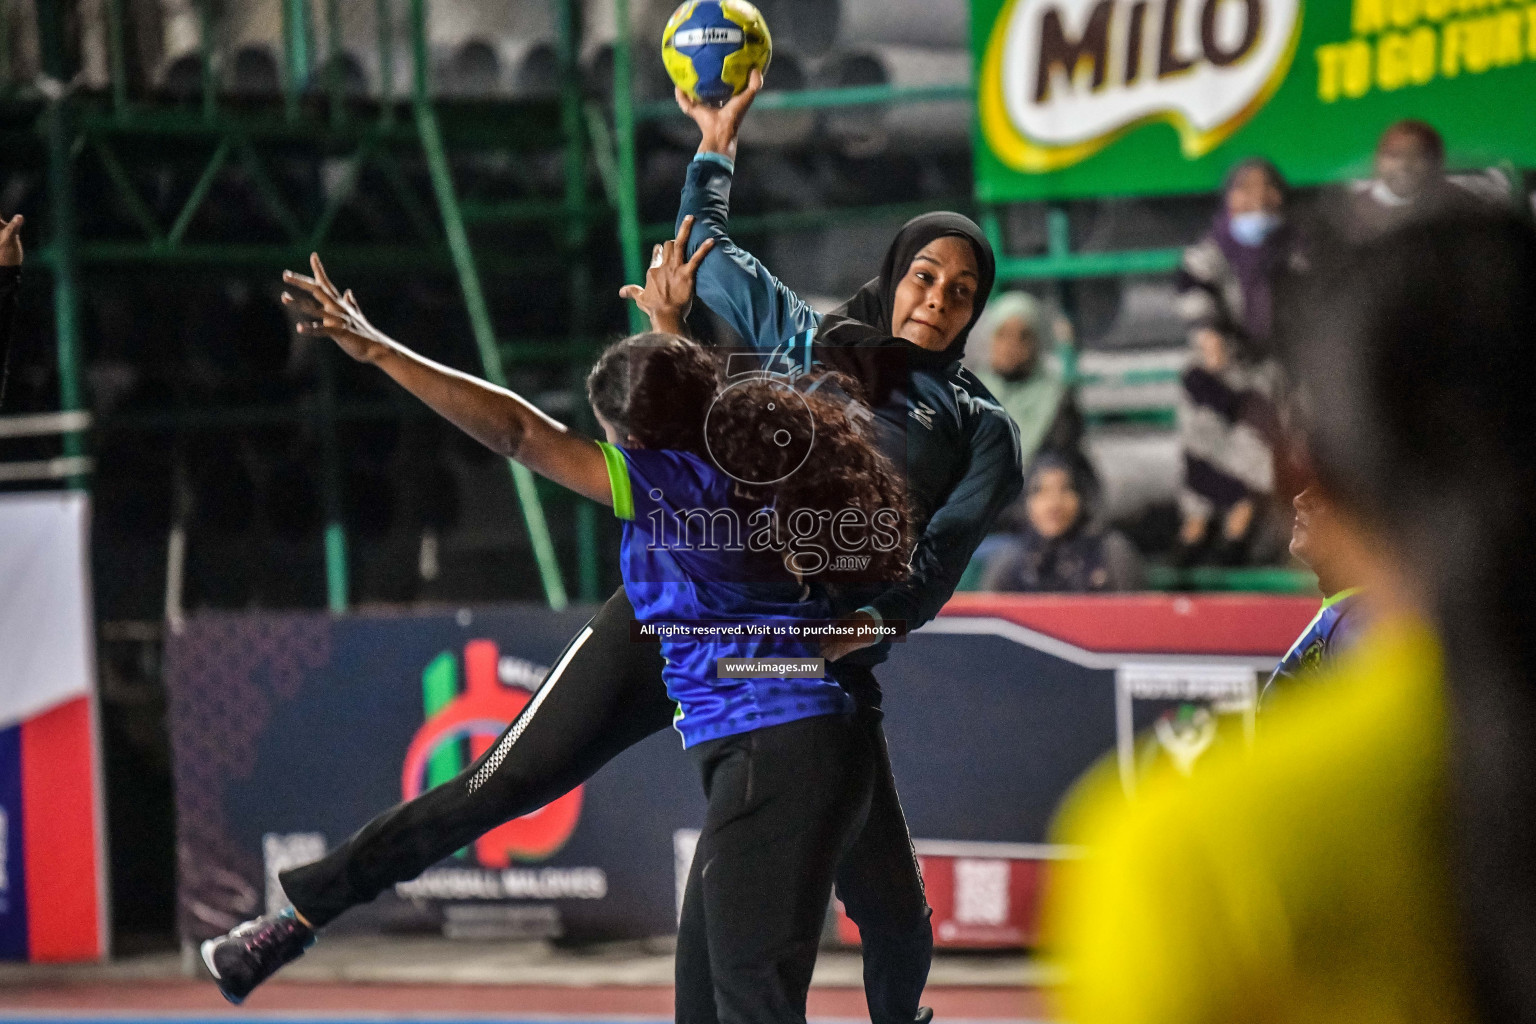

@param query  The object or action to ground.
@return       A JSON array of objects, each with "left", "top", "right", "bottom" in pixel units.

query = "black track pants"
[
  {"left": 280, "top": 588, "right": 932, "bottom": 1024},
  {"left": 675, "top": 715, "right": 876, "bottom": 1024}
]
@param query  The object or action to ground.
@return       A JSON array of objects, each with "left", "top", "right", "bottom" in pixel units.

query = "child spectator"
[{"left": 981, "top": 454, "right": 1142, "bottom": 593}]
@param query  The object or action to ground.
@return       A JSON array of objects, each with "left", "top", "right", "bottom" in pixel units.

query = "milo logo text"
[{"left": 981, "top": 0, "right": 1303, "bottom": 170}]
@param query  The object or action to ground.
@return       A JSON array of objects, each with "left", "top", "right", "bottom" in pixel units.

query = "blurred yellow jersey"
[{"left": 1044, "top": 619, "right": 1477, "bottom": 1024}]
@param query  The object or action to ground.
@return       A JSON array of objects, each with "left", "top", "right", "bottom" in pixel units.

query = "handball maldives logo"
[
  {"left": 400, "top": 640, "right": 581, "bottom": 867},
  {"left": 980, "top": 0, "right": 1302, "bottom": 171}
]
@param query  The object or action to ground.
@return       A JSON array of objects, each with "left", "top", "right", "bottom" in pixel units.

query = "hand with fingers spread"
[
  {"left": 275, "top": 252, "right": 614, "bottom": 505},
  {"left": 676, "top": 68, "right": 763, "bottom": 163},
  {"left": 619, "top": 215, "right": 716, "bottom": 336},
  {"left": 0, "top": 214, "right": 23, "bottom": 268},
  {"left": 282, "top": 253, "right": 392, "bottom": 364}
]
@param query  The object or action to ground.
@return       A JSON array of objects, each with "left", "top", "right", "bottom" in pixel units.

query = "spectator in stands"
[
  {"left": 1177, "top": 157, "right": 1300, "bottom": 358},
  {"left": 1173, "top": 158, "right": 1295, "bottom": 567},
  {"left": 970, "top": 292, "right": 1083, "bottom": 472},
  {"left": 1342, "top": 120, "right": 1484, "bottom": 242},
  {"left": 981, "top": 453, "right": 1142, "bottom": 593}
]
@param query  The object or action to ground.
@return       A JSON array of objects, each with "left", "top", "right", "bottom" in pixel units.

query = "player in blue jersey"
[
  {"left": 583, "top": 329, "right": 908, "bottom": 747},
  {"left": 202, "top": 81, "right": 1018, "bottom": 1021},
  {"left": 215, "top": 242, "right": 909, "bottom": 1022},
  {"left": 1260, "top": 482, "right": 1373, "bottom": 705}
]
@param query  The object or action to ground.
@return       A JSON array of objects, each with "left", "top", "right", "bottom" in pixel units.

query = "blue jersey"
[
  {"left": 1261, "top": 589, "right": 1366, "bottom": 707},
  {"left": 598, "top": 442, "right": 854, "bottom": 748}
]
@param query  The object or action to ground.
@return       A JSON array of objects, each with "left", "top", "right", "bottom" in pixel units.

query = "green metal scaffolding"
[
  {"left": 14, "top": 0, "right": 616, "bottom": 611},
  {"left": 601, "top": 16, "right": 1308, "bottom": 594},
  {"left": 9, "top": 0, "right": 1316, "bottom": 601}
]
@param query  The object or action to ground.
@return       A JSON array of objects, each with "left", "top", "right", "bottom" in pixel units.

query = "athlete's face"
[
  {"left": 1026, "top": 467, "right": 1081, "bottom": 540},
  {"left": 1289, "top": 485, "right": 1333, "bottom": 568},
  {"left": 891, "top": 237, "right": 979, "bottom": 352}
]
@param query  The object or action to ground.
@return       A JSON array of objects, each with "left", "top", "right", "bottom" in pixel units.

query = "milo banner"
[
  {"left": 166, "top": 596, "right": 1314, "bottom": 946},
  {"left": 972, "top": 0, "right": 1536, "bottom": 199}
]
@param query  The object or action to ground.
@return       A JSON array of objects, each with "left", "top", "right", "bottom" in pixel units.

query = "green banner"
[{"left": 972, "top": 0, "right": 1536, "bottom": 200}]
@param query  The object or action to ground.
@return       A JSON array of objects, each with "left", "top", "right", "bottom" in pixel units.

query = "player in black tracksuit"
[
  {"left": 207, "top": 82, "right": 1023, "bottom": 1023},
  {"left": 662, "top": 102, "right": 1024, "bottom": 1023}
]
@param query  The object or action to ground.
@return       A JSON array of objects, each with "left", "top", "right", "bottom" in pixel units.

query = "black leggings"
[
  {"left": 678, "top": 714, "right": 875, "bottom": 1024},
  {"left": 281, "top": 588, "right": 932, "bottom": 1024}
]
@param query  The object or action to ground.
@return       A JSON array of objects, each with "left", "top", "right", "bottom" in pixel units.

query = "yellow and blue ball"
[{"left": 662, "top": 1, "right": 772, "bottom": 105}]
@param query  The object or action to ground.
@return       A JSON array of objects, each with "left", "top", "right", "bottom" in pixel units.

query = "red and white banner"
[{"left": 0, "top": 492, "right": 107, "bottom": 961}]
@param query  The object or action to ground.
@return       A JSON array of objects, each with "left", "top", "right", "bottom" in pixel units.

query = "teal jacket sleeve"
[
  {"left": 677, "top": 155, "right": 822, "bottom": 353},
  {"left": 870, "top": 398, "right": 1024, "bottom": 631}
]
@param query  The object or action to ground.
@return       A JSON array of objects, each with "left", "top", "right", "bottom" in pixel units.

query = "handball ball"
[{"left": 662, "top": 0, "right": 772, "bottom": 105}]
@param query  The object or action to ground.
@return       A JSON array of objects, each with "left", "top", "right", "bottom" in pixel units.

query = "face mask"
[{"left": 1229, "top": 211, "right": 1281, "bottom": 247}]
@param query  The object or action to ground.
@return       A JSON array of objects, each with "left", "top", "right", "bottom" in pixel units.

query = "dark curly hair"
[
  {"left": 586, "top": 334, "right": 909, "bottom": 583},
  {"left": 586, "top": 332, "right": 719, "bottom": 454},
  {"left": 707, "top": 373, "right": 909, "bottom": 583}
]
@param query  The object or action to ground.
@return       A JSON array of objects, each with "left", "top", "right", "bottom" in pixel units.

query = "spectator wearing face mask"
[
  {"left": 981, "top": 454, "right": 1142, "bottom": 593},
  {"left": 969, "top": 292, "right": 1084, "bottom": 474},
  {"left": 1177, "top": 157, "right": 1302, "bottom": 360},
  {"left": 1173, "top": 158, "right": 1298, "bottom": 568}
]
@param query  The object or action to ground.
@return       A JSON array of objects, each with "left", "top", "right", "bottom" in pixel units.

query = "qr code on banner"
[{"left": 953, "top": 858, "right": 1010, "bottom": 925}]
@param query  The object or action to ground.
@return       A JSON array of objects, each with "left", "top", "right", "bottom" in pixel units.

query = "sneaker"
[{"left": 200, "top": 907, "right": 315, "bottom": 1004}]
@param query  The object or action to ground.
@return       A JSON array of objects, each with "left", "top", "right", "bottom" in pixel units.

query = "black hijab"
[{"left": 813, "top": 212, "right": 997, "bottom": 403}]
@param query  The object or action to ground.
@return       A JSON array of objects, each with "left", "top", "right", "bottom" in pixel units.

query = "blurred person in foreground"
[
  {"left": 968, "top": 292, "right": 1082, "bottom": 472},
  {"left": 1044, "top": 211, "right": 1536, "bottom": 1024},
  {"left": 1174, "top": 159, "right": 1297, "bottom": 567},
  {"left": 1258, "top": 481, "right": 1374, "bottom": 706},
  {"left": 980, "top": 454, "right": 1140, "bottom": 593},
  {"left": 0, "top": 212, "right": 22, "bottom": 409}
]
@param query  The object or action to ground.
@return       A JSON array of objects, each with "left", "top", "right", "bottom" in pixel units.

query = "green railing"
[
  {"left": 599, "top": 23, "right": 1317, "bottom": 595},
  {"left": 8, "top": 0, "right": 1309, "bottom": 601},
  {"left": 608, "top": 60, "right": 1188, "bottom": 295},
  {"left": 17, "top": 0, "right": 604, "bottom": 611}
]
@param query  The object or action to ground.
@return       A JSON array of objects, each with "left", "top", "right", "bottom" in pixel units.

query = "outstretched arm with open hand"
[
  {"left": 0, "top": 214, "right": 22, "bottom": 268},
  {"left": 619, "top": 215, "right": 715, "bottom": 335},
  {"left": 283, "top": 253, "right": 612, "bottom": 506}
]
